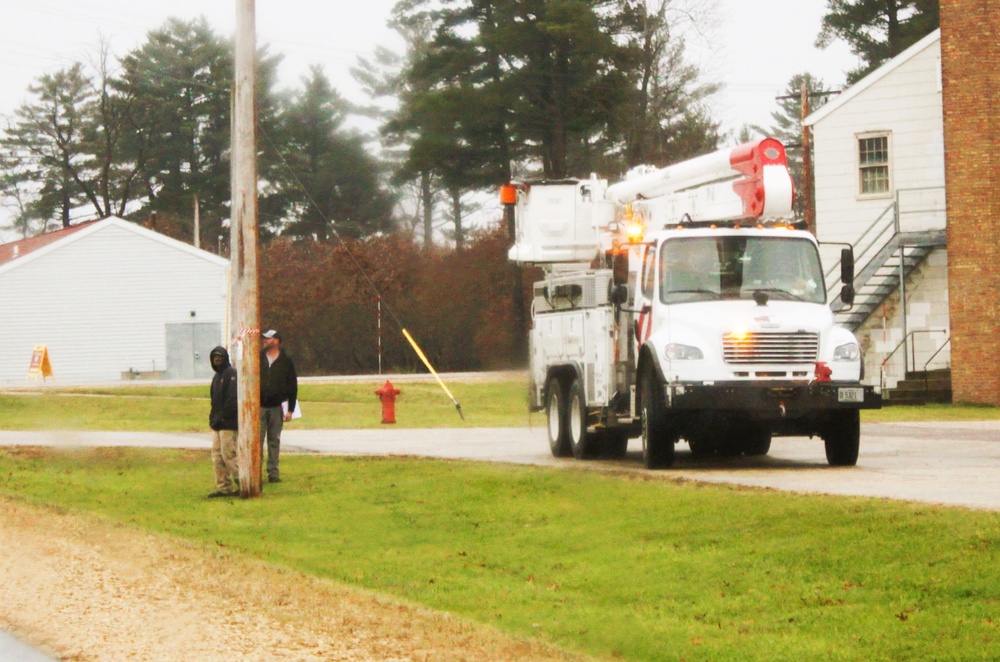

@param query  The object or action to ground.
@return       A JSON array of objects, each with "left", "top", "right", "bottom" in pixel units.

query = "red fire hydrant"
[{"left": 375, "top": 380, "right": 401, "bottom": 424}]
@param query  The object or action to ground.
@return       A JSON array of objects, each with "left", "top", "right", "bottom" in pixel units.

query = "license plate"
[{"left": 838, "top": 387, "right": 864, "bottom": 403}]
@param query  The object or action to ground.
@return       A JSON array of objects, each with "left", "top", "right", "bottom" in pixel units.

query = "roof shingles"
[{"left": 0, "top": 221, "right": 100, "bottom": 267}]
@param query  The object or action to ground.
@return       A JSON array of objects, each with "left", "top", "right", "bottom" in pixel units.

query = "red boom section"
[{"left": 729, "top": 137, "right": 791, "bottom": 218}]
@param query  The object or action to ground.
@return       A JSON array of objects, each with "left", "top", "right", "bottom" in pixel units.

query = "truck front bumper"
[{"left": 665, "top": 381, "right": 882, "bottom": 415}]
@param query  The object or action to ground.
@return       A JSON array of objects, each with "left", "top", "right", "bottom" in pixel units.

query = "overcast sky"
[{"left": 1, "top": 0, "right": 855, "bottom": 135}]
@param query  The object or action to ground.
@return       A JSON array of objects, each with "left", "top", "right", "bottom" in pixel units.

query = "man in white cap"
[{"left": 259, "top": 329, "right": 298, "bottom": 483}]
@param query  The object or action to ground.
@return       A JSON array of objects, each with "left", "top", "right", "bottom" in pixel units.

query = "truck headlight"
[
  {"left": 833, "top": 342, "right": 860, "bottom": 361},
  {"left": 665, "top": 344, "right": 704, "bottom": 360}
]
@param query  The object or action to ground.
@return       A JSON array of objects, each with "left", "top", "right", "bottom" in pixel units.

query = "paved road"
[{"left": 3, "top": 421, "right": 999, "bottom": 510}]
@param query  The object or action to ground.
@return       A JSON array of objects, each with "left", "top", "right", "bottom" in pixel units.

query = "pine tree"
[{"left": 816, "top": 0, "right": 940, "bottom": 83}]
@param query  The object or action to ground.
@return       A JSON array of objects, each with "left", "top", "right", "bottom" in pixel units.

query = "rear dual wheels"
[
  {"left": 546, "top": 376, "right": 596, "bottom": 458},
  {"left": 546, "top": 376, "right": 619, "bottom": 460},
  {"left": 546, "top": 377, "right": 572, "bottom": 458}
]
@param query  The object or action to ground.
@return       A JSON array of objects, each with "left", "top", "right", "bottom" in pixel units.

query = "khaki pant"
[{"left": 212, "top": 429, "right": 239, "bottom": 493}]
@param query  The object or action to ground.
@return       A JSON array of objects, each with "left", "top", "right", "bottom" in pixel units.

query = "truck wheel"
[
  {"left": 568, "top": 378, "right": 597, "bottom": 459},
  {"left": 640, "top": 368, "right": 675, "bottom": 469},
  {"left": 823, "top": 410, "right": 860, "bottom": 466},
  {"left": 546, "top": 377, "right": 572, "bottom": 458},
  {"left": 742, "top": 424, "right": 772, "bottom": 456}
]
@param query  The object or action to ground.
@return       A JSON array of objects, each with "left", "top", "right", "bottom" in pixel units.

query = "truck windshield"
[{"left": 658, "top": 236, "right": 826, "bottom": 304}]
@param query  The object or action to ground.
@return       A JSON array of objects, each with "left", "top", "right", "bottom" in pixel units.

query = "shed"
[{"left": 0, "top": 217, "right": 229, "bottom": 384}]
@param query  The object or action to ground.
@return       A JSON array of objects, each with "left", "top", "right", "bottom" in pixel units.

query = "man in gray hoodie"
[{"left": 208, "top": 346, "right": 239, "bottom": 498}]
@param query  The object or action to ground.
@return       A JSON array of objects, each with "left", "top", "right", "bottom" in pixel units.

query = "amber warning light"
[{"left": 500, "top": 184, "right": 518, "bottom": 205}]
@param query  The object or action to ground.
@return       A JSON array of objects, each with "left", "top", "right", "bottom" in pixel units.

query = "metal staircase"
[{"left": 825, "top": 187, "right": 947, "bottom": 331}]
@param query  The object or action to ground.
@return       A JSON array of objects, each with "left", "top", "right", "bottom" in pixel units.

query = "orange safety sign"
[{"left": 26, "top": 345, "right": 54, "bottom": 382}]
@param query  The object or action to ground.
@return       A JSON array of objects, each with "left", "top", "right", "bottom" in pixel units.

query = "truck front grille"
[{"left": 722, "top": 331, "right": 819, "bottom": 365}]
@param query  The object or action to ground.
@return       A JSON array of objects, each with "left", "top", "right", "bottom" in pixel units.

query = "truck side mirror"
[
  {"left": 840, "top": 284, "right": 855, "bottom": 306},
  {"left": 840, "top": 247, "right": 855, "bottom": 284},
  {"left": 609, "top": 283, "right": 629, "bottom": 305}
]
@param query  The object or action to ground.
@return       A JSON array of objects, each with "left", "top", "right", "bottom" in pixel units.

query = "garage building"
[{"left": 0, "top": 216, "right": 229, "bottom": 385}]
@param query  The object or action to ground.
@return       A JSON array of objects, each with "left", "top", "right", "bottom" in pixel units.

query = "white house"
[
  {"left": 805, "top": 29, "right": 949, "bottom": 389},
  {"left": 0, "top": 216, "right": 229, "bottom": 385}
]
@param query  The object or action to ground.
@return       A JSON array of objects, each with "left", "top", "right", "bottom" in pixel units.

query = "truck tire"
[
  {"left": 823, "top": 410, "right": 860, "bottom": 466},
  {"left": 568, "top": 378, "right": 598, "bottom": 459},
  {"left": 742, "top": 423, "right": 772, "bottom": 456},
  {"left": 715, "top": 432, "right": 742, "bottom": 457},
  {"left": 640, "top": 367, "right": 675, "bottom": 469},
  {"left": 546, "top": 377, "right": 572, "bottom": 458}
]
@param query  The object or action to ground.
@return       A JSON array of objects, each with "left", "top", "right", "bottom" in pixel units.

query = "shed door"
[{"left": 165, "top": 323, "right": 221, "bottom": 380}]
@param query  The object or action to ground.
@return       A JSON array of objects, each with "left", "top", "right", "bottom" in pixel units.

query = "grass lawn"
[
  {"left": 2, "top": 377, "right": 999, "bottom": 660},
  {"left": 2, "top": 377, "right": 998, "bottom": 432},
  {"left": 0, "top": 378, "right": 539, "bottom": 431},
  {"left": 1, "top": 446, "right": 998, "bottom": 661}
]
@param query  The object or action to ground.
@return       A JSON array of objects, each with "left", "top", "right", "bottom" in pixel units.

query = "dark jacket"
[
  {"left": 209, "top": 346, "right": 238, "bottom": 431},
  {"left": 260, "top": 348, "right": 298, "bottom": 413}
]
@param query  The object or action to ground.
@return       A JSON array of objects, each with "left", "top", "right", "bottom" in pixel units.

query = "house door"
[{"left": 165, "top": 323, "right": 221, "bottom": 380}]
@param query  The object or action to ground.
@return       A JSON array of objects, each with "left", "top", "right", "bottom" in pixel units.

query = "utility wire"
[{"left": 257, "top": 123, "right": 464, "bottom": 420}]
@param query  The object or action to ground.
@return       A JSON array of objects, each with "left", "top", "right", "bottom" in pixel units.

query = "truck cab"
[{"left": 632, "top": 225, "right": 876, "bottom": 468}]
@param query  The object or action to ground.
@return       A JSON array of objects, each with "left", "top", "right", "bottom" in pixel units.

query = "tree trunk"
[
  {"left": 421, "top": 171, "right": 433, "bottom": 248},
  {"left": 451, "top": 188, "right": 464, "bottom": 251}
]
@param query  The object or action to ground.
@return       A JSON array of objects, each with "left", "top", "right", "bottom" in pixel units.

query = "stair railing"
[
  {"left": 880, "top": 329, "right": 949, "bottom": 393},
  {"left": 825, "top": 187, "right": 946, "bottom": 311},
  {"left": 922, "top": 335, "right": 951, "bottom": 372},
  {"left": 824, "top": 200, "right": 896, "bottom": 303},
  {"left": 880, "top": 335, "right": 907, "bottom": 393}
]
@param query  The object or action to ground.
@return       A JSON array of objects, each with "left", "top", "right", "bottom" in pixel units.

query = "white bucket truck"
[{"left": 503, "top": 138, "right": 881, "bottom": 468}]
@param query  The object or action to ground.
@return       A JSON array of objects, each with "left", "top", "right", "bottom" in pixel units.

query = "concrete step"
[
  {"left": 884, "top": 389, "right": 952, "bottom": 405},
  {"left": 885, "top": 369, "right": 952, "bottom": 405}
]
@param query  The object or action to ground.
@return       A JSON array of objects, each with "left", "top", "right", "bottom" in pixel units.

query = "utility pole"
[
  {"left": 800, "top": 81, "right": 815, "bottom": 236},
  {"left": 232, "top": 0, "right": 262, "bottom": 498},
  {"left": 776, "top": 86, "right": 839, "bottom": 236}
]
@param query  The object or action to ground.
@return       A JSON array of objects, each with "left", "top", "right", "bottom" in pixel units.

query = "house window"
[{"left": 858, "top": 133, "right": 891, "bottom": 196}]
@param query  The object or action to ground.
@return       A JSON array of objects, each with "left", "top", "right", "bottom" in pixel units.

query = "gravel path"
[{"left": 0, "top": 498, "right": 582, "bottom": 662}]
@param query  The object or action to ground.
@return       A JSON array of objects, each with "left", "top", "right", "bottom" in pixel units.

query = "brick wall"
[{"left": 940, "top": 0, "right": 1000, "bottom": 404}]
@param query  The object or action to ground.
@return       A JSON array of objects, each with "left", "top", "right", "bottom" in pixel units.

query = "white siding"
[
  {"left": 0, "top": 219, "right": 228, "bottom": 384},
  {"left": 812, "top": 36, "right": 945, "bottom": 248}
]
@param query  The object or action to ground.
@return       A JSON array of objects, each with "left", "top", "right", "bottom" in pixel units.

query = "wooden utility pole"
[
  {"left": 800, "top": 81, "right": 815, "bottom": 236},
  {"left": 232, "top": 0, "right": 262, "bottom": 497}
]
